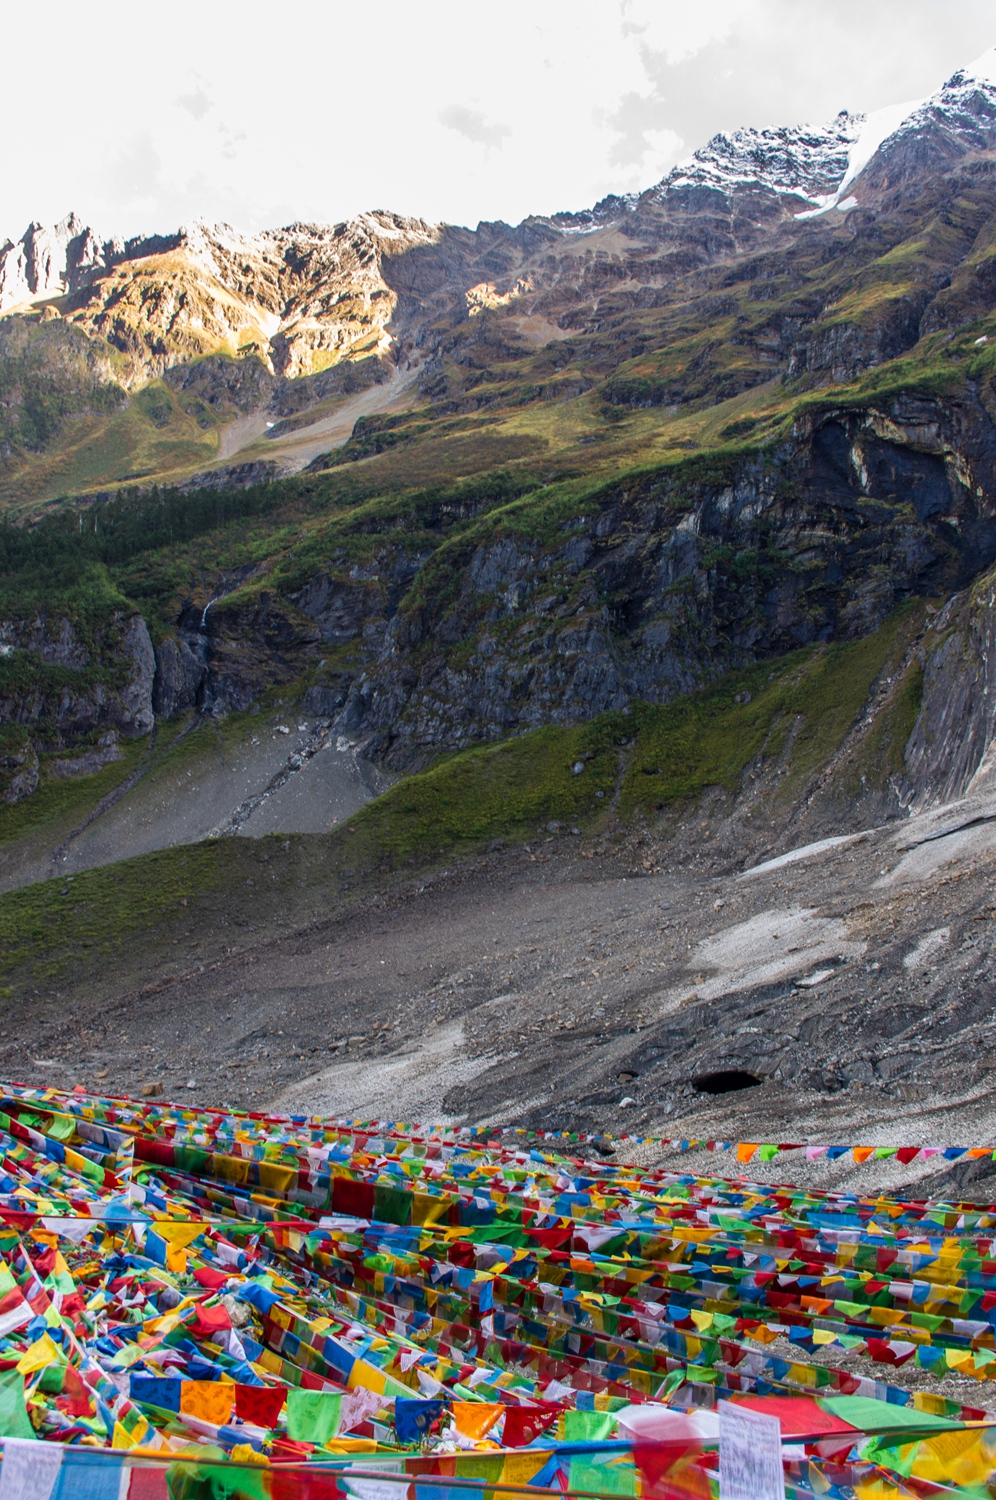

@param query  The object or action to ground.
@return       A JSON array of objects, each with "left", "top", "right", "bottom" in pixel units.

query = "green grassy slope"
[{"left": 0, "top": 602, "right": 923, "bottom": 999}]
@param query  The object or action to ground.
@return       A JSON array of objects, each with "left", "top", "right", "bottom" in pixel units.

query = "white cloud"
[
  {"left": 1, "top": 0, "right": 994, "bottom": 242},
  {"left": 620, "top": 0, "right": 750, "bottom": 63},
  {"left": 175, "top": 83, "right": 213, "bottom": 122},
  {"left": 439, "top": 106, "right": 511, "bottom": 151}
]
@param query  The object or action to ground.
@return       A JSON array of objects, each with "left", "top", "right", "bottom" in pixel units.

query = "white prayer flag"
[
  {"left": 0, "top": 1439, "right": 64, "bottom": 1500},
  {"left": 718, "top": 1400, "right": 785, "bottom": 1500}
]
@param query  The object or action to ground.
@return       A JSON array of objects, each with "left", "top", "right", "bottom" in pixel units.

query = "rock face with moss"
[
  {"left": 0, "top": 610, "right": 155, "bottom": 757},
  {"left": 335, "top": 394, "right": 995, "bottom": 766},
  {"left": 159, "top": 388, "right": 993, "bottom": 770}
]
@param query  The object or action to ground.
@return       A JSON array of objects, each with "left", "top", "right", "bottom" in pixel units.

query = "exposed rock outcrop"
[
  {"left": 314, "top": 393, "right": 996, "bottom": 767},
  {"left": 117, "top": 616, "right": 156, "bottom": 735},
  {"left": 191, "top": 591, "right": 322, "bottom": 714},
  {"left": 0, "top": 611, "right": 156, "bottom": 739},
  {"left": 49, "top": 733, "right": 123, "bottom": 780},
  {"left": 152, "top": 637, "right": 206, "bottom": 719},
  {"left": 905, "top": 571, "right": 996, "bottom": 806},
  {"left": 1, "top": 744, "right": 37, "bottom": 803}
]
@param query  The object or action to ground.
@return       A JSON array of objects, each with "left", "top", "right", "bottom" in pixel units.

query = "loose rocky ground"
[
  {"left": 0, "top": 709, "right": 387, "bottom": 894},
  {"left": 7, "top": 769, "right": 996, "bottom": 1213}
]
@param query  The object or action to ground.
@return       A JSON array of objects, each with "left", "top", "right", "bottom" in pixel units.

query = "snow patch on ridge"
[
  {"left": 796, "top": 98, "right": 923, "bottom": 218},
  {"left": 960, "top": 45, "right": 996, "bottom": 86},
  {"left": 798, "top": 48, "right": 996, "bottom": 219},
  {"left": 656, "top": 40, "right": 996, "bottom": 222}
]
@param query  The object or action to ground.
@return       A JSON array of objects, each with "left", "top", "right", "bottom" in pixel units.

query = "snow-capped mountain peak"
[
  {"left": 651, "top": 41, "right": 996, "bottom": 222},
  {"left": 836, "top": 47, "right": 996, "bottom": 203},
  {"left": 660, "top": 112, "right": 865, "bottom": 206}
]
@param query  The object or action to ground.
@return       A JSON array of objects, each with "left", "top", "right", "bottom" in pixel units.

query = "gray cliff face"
[
  {"left": 1, "top": 745, "right": 38, "bottom": 803},
  {"left": 186, "top": 591, "right": 321, "bottom": 715},
  {"left": 6, "top": 385, "right": 996, "bottom": 818},
  {"left": 151, "top": 637, "right": 206, "bottom": 719},
  {"left": 0, "top": 611, "right": 156, "bottom": 740},
  {"left": 904, "top": 575, "right": 996, "bottom": 807},
  {"left": 786, "top": 294, "right": 933, "bottom": 384},
  {"left": 125, "top": 390, "right": 996, "bottom": 792},
  {"left": 117, "top": 616, "right": 156, "bottom": 735},
  {"left": 312, "top": 393, "right": 996, "bottom": 768},
  {"left": 0, "top": 613, "right": 90, "bottom": 668}
]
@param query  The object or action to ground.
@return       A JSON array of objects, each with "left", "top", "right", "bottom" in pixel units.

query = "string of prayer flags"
[{"left": 0, "top": 1082, "right": 993, "bottom": 1495}]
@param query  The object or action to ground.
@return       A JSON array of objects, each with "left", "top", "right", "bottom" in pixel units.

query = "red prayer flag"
[
  {"left": 235, "top": 1383, "right": 288, "bottom": 1428},
  {"left": 59, "top": 1365, "right": 93, "bottom": 1420},
  {"left": 330, "top": 1177, "right": 375, "bottom": 1219},
  {"left": 502, "top": 1402, "right": 561, "bottom": 1447},
  {"left": 193, "top": 1266, "right": 230, "bottom": 1290},
  {"left": 524, "top": 1227, "right": 574, "bottom": 1250},
  {"left": 0, "top": 1212, "right": 37, "bottom": 1232},
  {"left": 189, "top": 1300, "right": 232, "bottom": 1338},
  {"left": 127, "top": 1467, "right": 170, "bottom": 1500},
  {"left": 272, "top": 1469, "right": 343, "bottom": 1500},
  {"left": 725, "top": 1394, "right": 856, "bottom": 1438},
  {"left": 271, "top": 1438, "right": 315, "bottom": 1462},
  {"left": 634, "top": 1440, "right": 711, "bottom": 1500}
]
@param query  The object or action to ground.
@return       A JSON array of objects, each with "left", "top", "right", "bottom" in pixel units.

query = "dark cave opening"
[{"left": 692, "top": 1069, "right": 762, "bottom": 1095}]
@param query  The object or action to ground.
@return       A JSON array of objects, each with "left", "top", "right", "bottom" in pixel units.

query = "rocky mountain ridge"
[
  {"left": 1, "top": 212, "right": 442, "bottom": 385},
  {"left": 2, "top": 46, "right": 995, "bottom": 400}
]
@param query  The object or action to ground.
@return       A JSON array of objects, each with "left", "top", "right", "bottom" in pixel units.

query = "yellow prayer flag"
[
  {"left": 17, "top": 1333, "right": 60, "bottom": 1375},
  {"left": 156, "top": 1221, "right": 208, "bottom": 1249},
  {"left": 501, "top": 1454, "right": 547, "bottom": 1487},
  {"left": 348, "top": 1360, "right": 387, "bottom": 1395},
  {"left": 230, "top": 1444, "right": 271, "bottom": 1465},
  {"left": 912, "top": 1430, "right": 994, "bottom": 1488}
]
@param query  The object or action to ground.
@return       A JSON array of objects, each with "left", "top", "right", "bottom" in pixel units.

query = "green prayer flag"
[
  {"left": 859, "top": 1436, "right": 920, "bottom": 1478},
  {"left": 656, "top": 1369, "right": 685, "bottom": 1402},
  {"left": 36, "top": 1362, "right": 68, "bottom": 1395},
  {"left": 373, "top": 1183, "right": 412, "bottom": 1226},
  {"left": 171, "top": 1462, "right": 271, "bottom": 1500},
  {"left": 456, "top": 1456, "right": 504, "bottom": 1484},
  {"left": 567, "top": 1457, "right": 636, "bottom": 1495},
  {"left": 564, "top": 1409, "right": 616, "bottom": 1441},
  {"left": 819, "top": 1395, "right": 964, "bottom": 1435},
  {"left": 285, "top": 1388, "right": 343, "bottom": 1444},
  {"left": 0, "top": 1368, "right": 35, "bottom": 1439}
]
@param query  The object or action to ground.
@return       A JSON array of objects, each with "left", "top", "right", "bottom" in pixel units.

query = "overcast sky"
[{"left": 4, "top": 0, "right": 994, "bottom": 243}]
